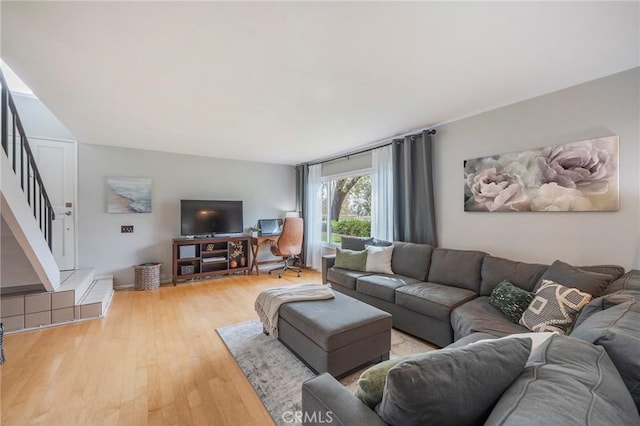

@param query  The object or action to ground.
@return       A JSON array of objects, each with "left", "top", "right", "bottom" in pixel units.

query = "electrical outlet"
[{"left": 121, "top": 225, "right": 134, "bottom": 233}]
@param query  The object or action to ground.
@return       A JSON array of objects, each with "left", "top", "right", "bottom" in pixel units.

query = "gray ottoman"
[{"left": 278, "top": 292, "right": 392, "bottom": 378}]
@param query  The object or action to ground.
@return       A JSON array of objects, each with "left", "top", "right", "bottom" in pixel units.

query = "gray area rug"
[{"left": 217, "top": 319, "right": 435, "bottom": 426}]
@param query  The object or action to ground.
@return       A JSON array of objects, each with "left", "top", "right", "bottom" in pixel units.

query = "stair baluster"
[{"left": 0, "top": 68, "right": 56, "bottom": 250}]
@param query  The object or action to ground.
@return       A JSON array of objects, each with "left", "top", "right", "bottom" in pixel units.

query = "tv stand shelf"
[{"left": 172, "top": 236, "right": 250, "bottom": 284}]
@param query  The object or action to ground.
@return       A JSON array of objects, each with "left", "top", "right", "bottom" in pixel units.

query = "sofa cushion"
[
  {"left": 535, "top": 260, "right": 613, "bottom": 297},
  {"left": 604, "top": 270, "right": 640, "bottom": 295},
  {"left": 451, "top": 297, "right": 530, "bottom": 340},
  {"left": 489, "top": 280, "right": 534, "bottom": 324},
  {"left": 470, "top": 332, "right": 559, "bottom": 364},
  {"left": 390, "top": 242, "right": 433, "bottom": 281},
  {"left": 327, "top": 268, "right": 372, "bottom": 290},
  {"left": 376, "top": 337, "right": 531, "bottom": 426},
  {"left": 574, "top": 291, "right": 639, "bottom": 329},
  {"left": 341, "top": 236, "right": 374, "bottom": 251},
  {"left": 395, "top": 282, "right": 477, "bottom": 322},
  {"left": 520, "top": 280, "right": 592, "bottom": 334},
  {"left": 570, "top": 299, "right": 640, "bottom": 411},
  {"left": 485, "top": 335, "right": 640, "bottom": 426},
  {"left": 334, "top": 248, "right": 367, "bottom": 272},
  {"left": 427, "top": 248, "right": 486, "bottom": 292},
  {"left": 356, "top": 274, "right": 420, "bottom": 303},
  {"left": 579, "top": 264, "right": 625, "bottom": 281},
  {"left": 480, "top": 255, "right": 547, "bottom": 296},
  {"left": 446, "top": 332, "right": 498, "bottom": 349},
  {"left": 364, "top": 245, "right": 394, "bottom": 274}
]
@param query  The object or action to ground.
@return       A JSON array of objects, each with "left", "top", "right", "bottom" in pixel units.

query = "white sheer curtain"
[
  {"left": 305, "top": 164, "right": 323, "bottom": 270},
  {"left": 371, "top": 145, "right": 394, "bottom": 241}
]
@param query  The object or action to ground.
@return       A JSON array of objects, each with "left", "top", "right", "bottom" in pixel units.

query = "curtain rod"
[{"left": 305, "top": 128, "right": 436, "bottom": 167}]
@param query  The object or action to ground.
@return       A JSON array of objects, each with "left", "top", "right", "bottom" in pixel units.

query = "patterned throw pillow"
[
  {"left": 489, "top": 280, "right": 535, "bottom": 324},
  {"left": 520, "top": 279, "right": 592, "bottom": 334}
]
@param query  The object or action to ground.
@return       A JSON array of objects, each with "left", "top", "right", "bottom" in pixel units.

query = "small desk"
[{"left": 250, "top": 235, "right": 280, "bottom": 275}]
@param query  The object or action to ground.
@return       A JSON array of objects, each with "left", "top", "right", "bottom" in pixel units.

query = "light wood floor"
[{"left": 1, "top": 270, "right": 322, "bottom": 426}]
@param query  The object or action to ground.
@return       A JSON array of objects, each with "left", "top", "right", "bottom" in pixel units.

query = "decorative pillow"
[
  {"left": 535, "top": 260, "right": 612, "bottom": 297},
  {"left": 520, "top": 279, "right": 592, "bottom": 334},
  {"left": 489, "top": 280, "right": 535, "bottom": 324},
  {"left": 375, "top": 338, "right": 532, "bottom": 426},
  {"left": 353, "top": 355, "right": 416, "bottom": 408},
  {"left": 333, "top": 248, "right": 367, "bottom": 272},
  {"left": 365, "top": 245, "right": 394, "bottom": 274},
  {"left": 469, "top": 331, "right": 558, "bottom": 367}
]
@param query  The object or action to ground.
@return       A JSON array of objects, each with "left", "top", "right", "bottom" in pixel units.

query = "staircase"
[
  {"left": 0, "top": 68, "right": 114, "bottom": 332},
  {"left": 1, "top": 269, "right": 114, "bottom": 333},
  {"left": 1, "top": 68, "right": 59, "bottom": 291},
  {"left": 63, "top": 270, "right": 114, "bottom": 320}
]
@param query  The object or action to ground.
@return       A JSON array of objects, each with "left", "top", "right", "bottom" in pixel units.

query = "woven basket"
[{"left": 134, "top": 263, "right": 161, "bottom": 291}]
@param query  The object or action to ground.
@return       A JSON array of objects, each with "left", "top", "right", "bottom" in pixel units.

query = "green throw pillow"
[
  {"left": 354, "top": 355, "right": 416, "bottom": 408},
  {"left": 489, "top": 280, "right": 534, "bottom": 324},
  {"left": 334, "top": 248, "right": 367, "bottom": 272}
]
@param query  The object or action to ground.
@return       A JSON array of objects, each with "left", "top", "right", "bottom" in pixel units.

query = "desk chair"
[{"left": 268, "top": 217, "right": 304, "bottom": 278}]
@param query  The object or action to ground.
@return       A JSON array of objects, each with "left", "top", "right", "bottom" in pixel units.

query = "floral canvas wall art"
[
  {"left": 464, "top": 136, "right": 619, "bottom": 212},
  {"left": 107, "top": 177, "right": 152, "bottom": 213}
]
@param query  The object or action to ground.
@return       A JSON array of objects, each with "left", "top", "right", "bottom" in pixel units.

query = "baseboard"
[
  {"left": 5, "top": 315, "right": 105, "bottom": 335},
  {"left": 115, "top": 277, "right": 173, "bottom": 290},
  {"left": 114, "top": 284, "right": 134, "bottom": 290}
]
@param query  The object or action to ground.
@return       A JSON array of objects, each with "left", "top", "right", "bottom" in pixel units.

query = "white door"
[{"left": 29, "top": 138, "right": 76, "bottom": 271}]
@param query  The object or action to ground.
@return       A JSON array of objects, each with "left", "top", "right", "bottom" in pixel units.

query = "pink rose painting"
[{"left": 464, "top": 136, "right": 619, "bottom": 212}]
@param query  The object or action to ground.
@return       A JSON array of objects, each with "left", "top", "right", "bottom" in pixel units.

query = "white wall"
[
  {"left": 0, "top": 217, "right": 41, "bottom": 289},
  {"left": 434, "top": 68, "right": 639, "bottom": 270},
  {"left": 78, "top": 144, "right": 296, "bottom": 286},
  {"left": 12, "top": 94, "right": 76, "bottom": 141}
]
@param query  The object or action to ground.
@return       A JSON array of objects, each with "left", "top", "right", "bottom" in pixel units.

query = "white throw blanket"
[{"left": 255, "top": 283, "right": 334, "bottom": 338}]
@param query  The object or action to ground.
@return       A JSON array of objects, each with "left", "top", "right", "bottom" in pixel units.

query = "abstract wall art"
[
  {"left": 464, "top": 136, "right": 619, "bottom": 212},
  {"left": 107, "top": 176, "right": 152, "bottom": 213}
]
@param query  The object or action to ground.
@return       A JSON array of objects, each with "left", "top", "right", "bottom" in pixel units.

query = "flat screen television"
[{"left": 180, "top": 200, "right": 243, "bottom": 236}]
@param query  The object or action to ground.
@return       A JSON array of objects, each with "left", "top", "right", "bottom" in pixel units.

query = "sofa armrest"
[
  {"left": 322, "top": 255, "right": 336, "bottom": 284},
  {"left": 302, "top": 373, "right": 385, "bottom": 426}
]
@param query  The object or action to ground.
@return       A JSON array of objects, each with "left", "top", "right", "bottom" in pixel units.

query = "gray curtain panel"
[
  {"left": 392, "top": 130, "right": 438, "bottom": 246},
  {"left": 295, "top": 164, "right": 308, "bottom": 265}
]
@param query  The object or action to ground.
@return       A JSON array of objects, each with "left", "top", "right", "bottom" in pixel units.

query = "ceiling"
[{"left": 1, "top": 2, "right": 638, "bottom": 166}]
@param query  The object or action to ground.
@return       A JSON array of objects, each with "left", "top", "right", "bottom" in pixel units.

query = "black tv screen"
[{"left": 180, "top": 200, "right": 243, "bottom": 236}]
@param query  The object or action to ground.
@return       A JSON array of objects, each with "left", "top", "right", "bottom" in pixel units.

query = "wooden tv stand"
[{"left": 172, "top": 236, "right": 250, "bottom": 284}]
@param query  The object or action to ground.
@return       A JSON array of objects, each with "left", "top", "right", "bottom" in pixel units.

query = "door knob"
[{"left": 65, "top": 211, "right": 72, "bottom": 216}]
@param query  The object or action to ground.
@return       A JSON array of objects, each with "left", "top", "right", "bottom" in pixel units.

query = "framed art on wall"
[
  {"left": 107, "top": 176, "right": 152, "bottom": 213},
  {"left": 464, "top": 136, "right": 619, "bottom": 212}
]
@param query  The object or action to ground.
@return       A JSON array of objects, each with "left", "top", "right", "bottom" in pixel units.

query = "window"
[{"left": 321, "top": 172, "right": 371, "bottom": 245}]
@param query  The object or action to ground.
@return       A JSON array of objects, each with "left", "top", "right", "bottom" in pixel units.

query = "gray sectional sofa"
[
  {"left": 322, "top": 239, "right": 624, "bottom": 347},
  {"left": 306, "top": 238, "right": 640, "bottom": 425}
]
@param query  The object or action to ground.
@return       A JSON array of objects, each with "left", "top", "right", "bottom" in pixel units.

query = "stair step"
[
  {"left": 56, "top": 269, "right": 95, "bottom": 304},
  {"left": 1, "top": 269, "right": 115, "bottom": 333},
  {"left": 77, "top": 277, "right": 114, "bottom": 320}
]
